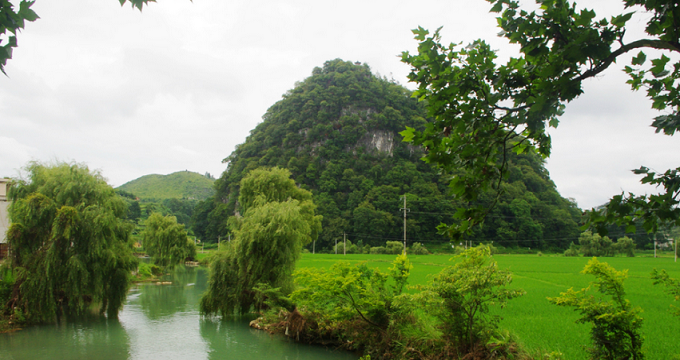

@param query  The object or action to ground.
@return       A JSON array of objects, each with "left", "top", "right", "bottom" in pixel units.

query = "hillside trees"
[
  {"left": 199, "top": 167, "right": 321, "bottom": 316},
  {"left": 401, "top": 0, "right": 680, "bottom": 240},
  {"left": 3, "top": 162, "right": 137, "bottom": 322},
  {"left": 200, "top": 59, "right": 581, "bottom": 251},
  {"left": 142, "top": 213, "right": 195, "bottom": 267}
]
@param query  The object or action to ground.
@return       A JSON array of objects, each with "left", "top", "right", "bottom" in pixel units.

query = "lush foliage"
[
  {"left": 578, "top": 231, "right": 636, "bottom": 257},
  {"left": 263, "top": 249, "right": 528, "bottom": 358},
  {"left": 419, "top": 246, "right": 525, "bottom": 352},
  {"left": 401, "top": 0, "right": 680, "bottom": 239},
  {"left": 293, "top": 253, "right": 412, "bottom": 330},
  {"left": 4, "top": 162, "right": 137, "bottom": 322},
  {"left": 199, "top": 167, "right": 321, "bottom": 316},
  {"left": 549, "top": 258, "right": 644, "bottom": 360},
  {"left": 297, "top": 253, "right": 680, "bottom": 359},
  {"left": 142, "top": 213, "right": 195, "bottom": 267},
  {"left": 283, "top": 254, "right": 435, "bottom": 357},
  {"left": 199, "top": 59, "right": 581, "bottom": 250}
]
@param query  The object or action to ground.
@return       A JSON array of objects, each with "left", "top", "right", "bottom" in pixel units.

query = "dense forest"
[{"left": 192, "top": 59, "right": 582, "bottom": 251}]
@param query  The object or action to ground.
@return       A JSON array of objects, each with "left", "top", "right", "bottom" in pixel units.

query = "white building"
[{"left": 0, "top": 178, "right": 10, "bottom": 259}]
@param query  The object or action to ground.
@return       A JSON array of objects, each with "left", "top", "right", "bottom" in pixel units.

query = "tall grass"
[{"left": 297, "top": 254, "right": 680, "bottom": 359}]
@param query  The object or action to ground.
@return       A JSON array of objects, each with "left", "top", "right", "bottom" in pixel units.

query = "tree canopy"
[
  {"left": 401, "top": 0, "right": 680, "bottom": 239},
  {"left": 4, "top": 161, "right": 137, "bottom": 322}
]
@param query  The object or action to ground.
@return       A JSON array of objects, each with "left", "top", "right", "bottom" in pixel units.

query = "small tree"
[
  {"left": 143, "top": 213, "right": 193, "bottom": 267},
  {"left": 549, "top": 258, "right": 644, "bottom": 360},
  {"left": 421, "top": 245, "right": 525, "bottom": 351}
]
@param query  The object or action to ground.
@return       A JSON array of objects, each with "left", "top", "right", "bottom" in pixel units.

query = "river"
[{"left": 0, "top": 266, "right": 358, "bottom": 360}]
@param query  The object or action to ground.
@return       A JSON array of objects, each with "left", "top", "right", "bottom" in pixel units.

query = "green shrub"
[
  {"left": 419, "top": 245, "right": 525, "bottom": 351},
  {"left": 334, "top": 240, "right": 360, "bottom": 254},
  {"left": 409, "top": 242, "right": 429, "bottom": 255},
  {"left": 370, "top": 246, "right": 386, "bottom": 254},
  {"left": 564, "top": 242, "right": 579, "bottom": 257},
  {"left": 385, "top": 241, "right": 404, "bottom": 254},
  {"left": 549, "top": 258, "right": 644, "bottom": 360}
]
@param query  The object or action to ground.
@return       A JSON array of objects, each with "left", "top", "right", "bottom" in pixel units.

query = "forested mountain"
[
  {"left": 118, "top": 171, "right": 215, "bottom": 201},
  {"left": 194, "top": 59, "right": 582, "bottom": 251}
]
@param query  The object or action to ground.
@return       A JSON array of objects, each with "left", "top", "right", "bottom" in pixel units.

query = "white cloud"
[{"left": 0, "top": 0, "right": 677, "bottom": 209}]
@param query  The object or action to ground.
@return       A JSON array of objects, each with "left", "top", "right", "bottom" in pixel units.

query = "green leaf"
[
  {"left": 611, "top": 12, "right": 633, "bottom": 28},
  {"left": 399, "top": 127, "right": 416, "bottom": 142},
  {"left": 18, "top": 1, "right": 39, "bottom": 22},
  {"left": 631, "top": 51, "right": 646, "bottom": 66},
  {"left": 490, "top": 1, "right": 503, "bottom": 13}
]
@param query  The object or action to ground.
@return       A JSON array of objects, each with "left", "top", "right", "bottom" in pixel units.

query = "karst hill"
[{"left": 193, "top": 59, "right": 581, "bottom": 251}]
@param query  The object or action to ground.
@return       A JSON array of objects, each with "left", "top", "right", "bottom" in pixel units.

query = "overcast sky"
[{"left": 1, "top": 0, "right": 678, "bottom": 210}]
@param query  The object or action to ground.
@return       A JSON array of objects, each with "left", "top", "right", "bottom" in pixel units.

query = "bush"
[
  {"left": 370, "top": 246, "right": 386, "bottom": 254},
  {"left": 409, "top": 242, "right": 429, "bottom": 255},
  {"left": 385, "top": 241, "right": 403, "bottom": 254},
  {"left": 419, "top": 245, "right": 525, "bottom": 351},
  {"left": 334, "top": 240, "right": 359, "bottom": 254},
  {"left": 564, "top": 242, "right": 579, "bottom": 257},
  {"left": 549, "top": 258, "right": 644, "bottom": 360}
]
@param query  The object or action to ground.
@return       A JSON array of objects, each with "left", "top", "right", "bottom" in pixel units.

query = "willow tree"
[
  {"left": 4, "top": 161, "right": 137, "bottom": 322},
  {"left": 200, "top": 167, "right": 322, "bottom": 316},
  {"left": 143, "top": 213, "right": 195, "bottom": 268}
]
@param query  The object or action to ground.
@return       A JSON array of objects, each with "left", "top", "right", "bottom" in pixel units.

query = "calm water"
[{"left": 0, "top": 267, "right": 357, "bottom": 360}]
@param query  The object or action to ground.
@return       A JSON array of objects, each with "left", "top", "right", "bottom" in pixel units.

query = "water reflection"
[
  {"left": 0, "top": 316, "right": 131, "bottom": 360},
  {"left": 199, "top": 317, "right": 357, "bottom": 360},
  {"left": 0, "top": 266, "right": 357, "bottom": 360}
]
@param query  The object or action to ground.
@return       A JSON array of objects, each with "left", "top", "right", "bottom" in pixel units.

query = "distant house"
[{"left": 0, "top": 178, "right": 10, "bottom": 259}]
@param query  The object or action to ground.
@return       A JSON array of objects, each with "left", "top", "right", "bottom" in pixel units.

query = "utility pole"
[
  {"left": 344, "top": 232, "right": 346, "bottom": 256},
  {"left": 655, "top": 239, "right": 657, "bottom": 258},
  {"left": 335, "top": 237, "right": 338, "bottom": 254},
  {"left": 400, "top": 195, "right": 410, "bottom": 254}
]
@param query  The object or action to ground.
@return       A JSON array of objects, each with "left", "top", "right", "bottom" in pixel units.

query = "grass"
[{"left": 297, "top": 253, "right": 680, "bottom": 359}]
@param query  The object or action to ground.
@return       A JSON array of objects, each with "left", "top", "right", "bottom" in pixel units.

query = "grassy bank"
[{"left": 296, "top": 253, "right": 680, "bottom": 359}]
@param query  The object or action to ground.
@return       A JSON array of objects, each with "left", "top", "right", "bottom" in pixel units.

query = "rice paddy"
[{"left": 297, "top": 253, "right": 680, "bottom": 359}]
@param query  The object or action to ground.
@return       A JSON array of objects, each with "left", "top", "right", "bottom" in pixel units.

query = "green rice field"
[{"left": 297, "top": 253, "right": 680, "bottom": 359}]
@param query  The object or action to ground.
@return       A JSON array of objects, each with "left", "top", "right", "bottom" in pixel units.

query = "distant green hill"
[{"left": 118, "top": 171, "right": 215, "bottom": 201}]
